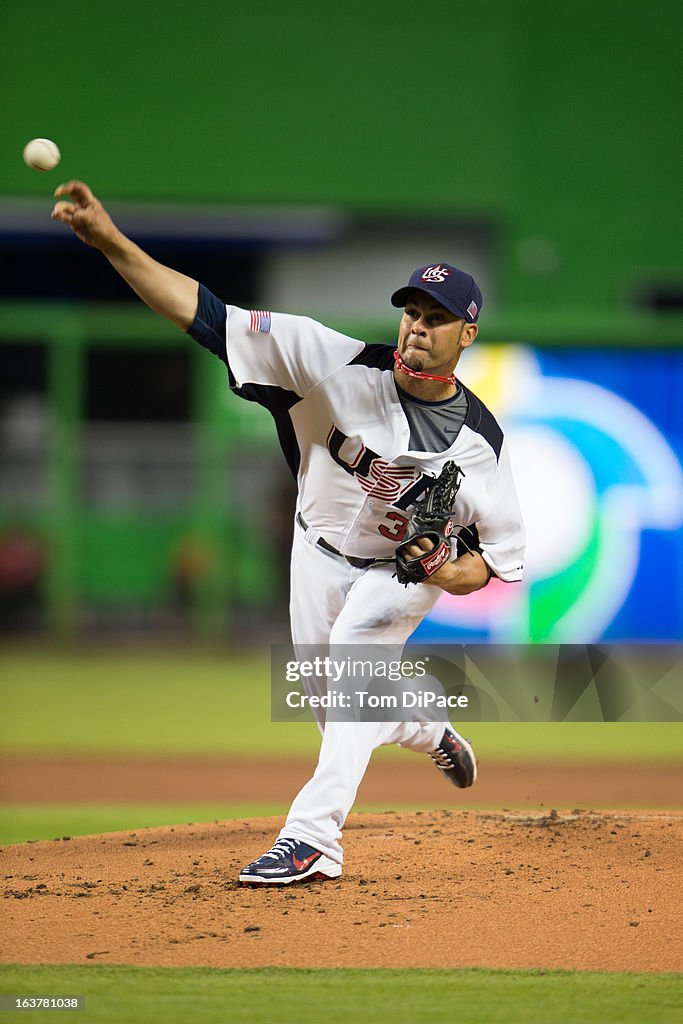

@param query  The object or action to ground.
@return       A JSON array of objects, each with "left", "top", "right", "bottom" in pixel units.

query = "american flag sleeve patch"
[{"left": 249, "top": 310, "right": 272, "bottom": 333}]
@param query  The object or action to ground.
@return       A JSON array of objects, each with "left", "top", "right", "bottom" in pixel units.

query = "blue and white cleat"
[
  {"left": 429, "top": 727, "right": 477, "bottom": 788},
  {"left": 239, "top": 838, "right": 342, "bottom": 886}
]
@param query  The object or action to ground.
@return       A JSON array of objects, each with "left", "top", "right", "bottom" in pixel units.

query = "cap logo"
[
  {"left": 467, "top": 300, "right": 478, "bottom": 319},
  {"left": 421, "top": 264, "right": 450, "bottom": 284}
]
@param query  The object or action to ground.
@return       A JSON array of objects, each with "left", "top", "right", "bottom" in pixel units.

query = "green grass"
[
  {"left": 1, "top": 650, "right": 681, "bottom": 760},
  {"left": 0, "top": 804, "right": 290, "bottom": 846},
  {"left": 0, "top": 965, "right": 681, "bottom": 1024},
  {"left": 16, "top": 787, "right": 672, "bottom": 847},
  {"left": 0, "top": 650, "right": 318, "bottom": 756}
]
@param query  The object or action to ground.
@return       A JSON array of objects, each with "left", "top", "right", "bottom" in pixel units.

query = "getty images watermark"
[
  {"left": 282, "top": 653, "right": 469, "bottom": 714},
  {"left": 271, "top": 644, "right": 682, "bottom": 723}
]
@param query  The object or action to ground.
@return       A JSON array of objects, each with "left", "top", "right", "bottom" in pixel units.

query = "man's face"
[{"left": 396, "top": 291, "right": 477, "bottom": 375}]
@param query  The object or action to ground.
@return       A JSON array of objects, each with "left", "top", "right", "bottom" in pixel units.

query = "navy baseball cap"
[{"left": 391, "top": 263, "right": 483, "bottom": 322}]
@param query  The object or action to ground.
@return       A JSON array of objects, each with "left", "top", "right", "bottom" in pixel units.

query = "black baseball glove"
[{"left": 395, "top": 462, "right": 464, "bottom": 585}]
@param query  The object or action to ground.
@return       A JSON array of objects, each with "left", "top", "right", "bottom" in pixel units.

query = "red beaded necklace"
[{"left": 393, "top": 348, "right": 457, "bottom": 386}]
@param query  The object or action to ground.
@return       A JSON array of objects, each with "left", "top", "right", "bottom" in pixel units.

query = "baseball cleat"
[
  {"left": 238, "top": 837, "right": 342, "bottom": 886},
  {"left": 429, "top": 727, "right": 477, "bottom": 788}
]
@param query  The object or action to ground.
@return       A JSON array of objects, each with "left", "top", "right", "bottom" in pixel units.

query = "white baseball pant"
[{"left": 277, "top": 517, "right": 449, "bottom": 863}]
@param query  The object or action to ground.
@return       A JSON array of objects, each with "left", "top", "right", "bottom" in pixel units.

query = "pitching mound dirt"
[{"left": 2, "top": 811, "right": 681, "bottom": 972}]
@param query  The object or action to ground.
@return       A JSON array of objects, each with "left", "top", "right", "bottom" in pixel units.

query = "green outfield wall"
[{"left": 1, "top": 0, "right": 681, "bottom": 321}]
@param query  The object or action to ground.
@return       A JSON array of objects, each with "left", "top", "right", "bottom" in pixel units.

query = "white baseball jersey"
[{"left": 189, "top": 285, "right": 525, "bottom": 582}]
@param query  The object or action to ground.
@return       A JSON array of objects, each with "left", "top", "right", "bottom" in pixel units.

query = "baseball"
[{"left": 23, "top": 138, "right": 61, "bottom": 171}]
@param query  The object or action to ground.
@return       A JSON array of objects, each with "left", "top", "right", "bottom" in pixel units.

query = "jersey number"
[{"left": 378, "top": 511, "right": 409, "bottom": 541}]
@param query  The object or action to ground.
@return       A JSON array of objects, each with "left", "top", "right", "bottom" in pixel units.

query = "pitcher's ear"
[{"left": 460, "top": 322, "right": 478, "bottom": 348}]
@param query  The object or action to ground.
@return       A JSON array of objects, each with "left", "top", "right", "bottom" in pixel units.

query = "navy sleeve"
[{"left": 186, "top": 283, "right": 227, "bottom": 363}]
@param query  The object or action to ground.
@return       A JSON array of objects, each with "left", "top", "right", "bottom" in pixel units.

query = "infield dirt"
[
  {"left": 2, "top": 754, "right": 682, "bottom": 809},
  {"left": 1, "top": 811, "right": 682, "bottom": 972},
  {"left": 1, "top": 755, "right": 682, "bottom": 973}
]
